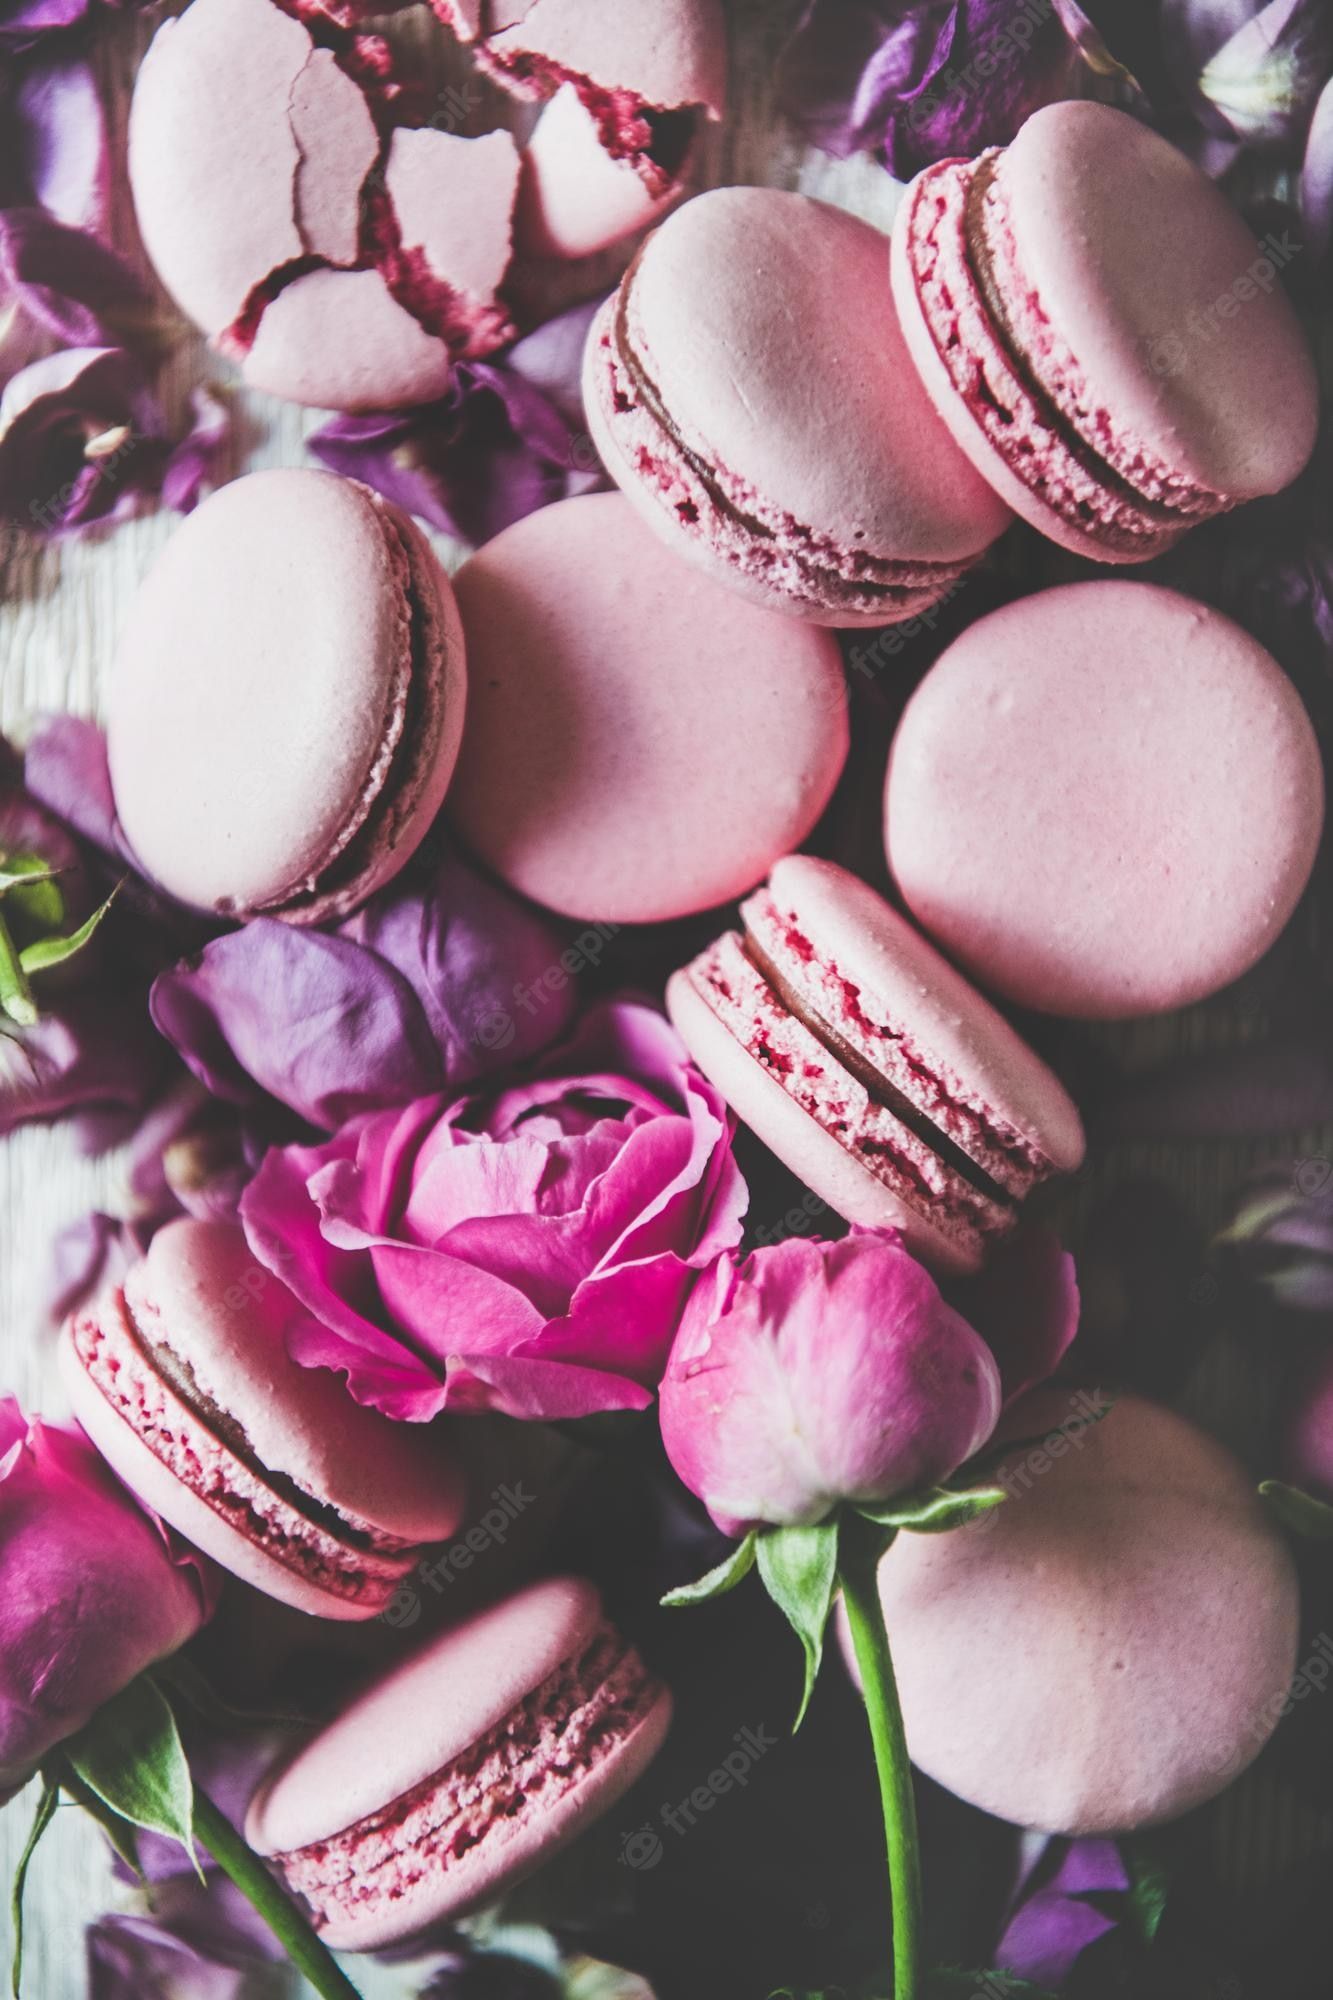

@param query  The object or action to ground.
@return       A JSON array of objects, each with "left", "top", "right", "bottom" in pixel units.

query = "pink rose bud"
[
  {"left": 660, "top": 1232, "right": 1003, "bottom": 1537},
  {"left": 0, "top": 1397, "right": 216, "bottom": 1801}
]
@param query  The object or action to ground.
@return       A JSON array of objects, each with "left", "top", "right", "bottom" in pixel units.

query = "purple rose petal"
[
  {"left": 309, "top": 326, "right": 604, "bottom": 548},
  {"left": 1303, "top": 74, "right": 1333, "bottom": 260},
  {"left": 0, "top": 207, "right": 157, "bottom": 354},
  {"left": 5, "top": 53, "right": 108, "bottom": 235},
  {"left": 777, "top": 0, "right": 1130, "bottom": 175},
  {"left": 996, "top": 1835, "right": 1129, "bottom": 1987},
  {"left": 0, "top": 345, "right": 171, "bottom": 536},
  {"left": 1165, "top": 0, "right": 1333, "bottom": 148},
  {"left": 0, "top": 0, "right": 91, "bottom": 52},
  {"left": 160, "top": 384, "right": 230, "bottom": 515},
  {"left": 0, "top": 988, "right": 167, "bottom": 1143}
]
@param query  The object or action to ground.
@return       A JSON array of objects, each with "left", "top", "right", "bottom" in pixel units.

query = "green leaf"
[
  {"left": 18, "top": 884, "right": 119, "bottom": 978},
  {"left": 65, "top": 1677, "right": 198, "bottom": 1869},
  {"left": 1259, "top": 1480, "right": 1333, "bottom": 1540},
  {"left": 1122, "top": 1833, "right": 1171, "bottom": 1947},
  {"left": 856, "top": 1484, "right": 1008, "bottom": 1534},
  {"left": 661, "top": 1532, "right": 758, "bottom": 1609},
  {"left": 10, "top": 1779, "right": 58, "bottom": 1997},
  {"left": 0, "top": 854, "right": 67, "bottom": 932},
  {"left": 756, "top": 1521, "right": 840, "bottom": 1732},
  {"left": 0, "top": 915, "right": 36, "bottom": 1028}
]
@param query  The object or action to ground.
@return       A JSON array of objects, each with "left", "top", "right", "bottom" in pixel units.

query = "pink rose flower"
[
  {"left": 240, "top": 1000, "right": 748, "bottom": 1423},
  {"left": 0, "top": 1397, "right": 216, "bottom": 1801},
  {"left": 660, "top": 1228, "right": 1079, "bottom": 1536}
]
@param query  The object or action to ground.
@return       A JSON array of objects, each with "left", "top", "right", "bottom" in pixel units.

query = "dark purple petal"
[
  {"left": 995, "top": 1836, "right": 1129, "bottom": 1987},
  {"left": 337, "top": 845, "right": 579, "bottom": 1092},
  {"left": 506, "top": 296, "right": 608, "bottom": 429},
  {"left": 86, "top": 1907, "right": 264, "bottom": 2000},
  {"left": 151, "top": 919, "right": 446, "bottom": 1129},
  {"left": 0, "top": 989, "right": 167, "bottom": 1141},
  {"left": 45, "top": 1208, "right": 141, "bottom": 1324},
  {"left": 0, "top": 207, "right": 157, "bottom": 353},
  {"left": 0, "top": 345, "right": 171, "bottom": 537},
  {"left": 308, "top": 345, "right": 599, "bottom": 549},
  {"left": 777, "top": 0, "right": 1127, "bottom": 175},
  {"left": 1165, "top": 0, "right": 1333, "bottom": 147},
  {"left": 7, "top": 53, "right": 108, "bottom": 234},
  {"left": 22, "top": 711, "right": 119, "bottom": 855},
  {"left": 160, "top": 384, "right": 230, "bottom": 515},
  {"left": 0, "top": 0, "right": 92, "bottom": 50}
]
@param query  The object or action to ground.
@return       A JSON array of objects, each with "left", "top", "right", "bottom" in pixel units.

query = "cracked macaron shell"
[
  {"left": 108, "top": 468, "right": 466, "bottom": 924},
  {"left": 445, "top": 492, "right": 850, "bottom": 922},
  {"left": 246, "top": 1578, "right": 657, "bottom": 1850},
  {"left": 441, "top": 0, "right": 727, "bottom": 124},
  {"left": 583, "top": 187, "right": 1012, "bottom": 626},
  {"left": 890, "top": 102, "right": 1318, "bottom": 560},
  {"left": 129, "top": 0, "right": 520, "bottom": 409}
]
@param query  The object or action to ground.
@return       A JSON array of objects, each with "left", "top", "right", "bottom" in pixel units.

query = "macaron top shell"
[
  {"left": 885, "top": 582, "right": 1324, "bottom": 1018},
  {"left": 622, "top": 188, "right": 1011, "bottom": 566},
  {"left": 765, "top": 857, "right": 1085, "bottom": 1171},
  {"left": 990, "top": 103, "right": 1317, "bottom": 501},
  {"left": 869, "top": 1391, "right": 1300, "bottom": 1833},
  {"left": 108, "top": 468, "right": 464, "bottom": 922},
  {"left": 127, "top": 1219, "right": 464, "bottom": 1546},
  {"left": 477, "top": 0, "right": 727, "bottom": 120},
  {"left": 446, "top": 493, "right": 849, "bottom": 923},
  {"left": 248, "top": 1577, "right": 605, "bottom": 1850}
]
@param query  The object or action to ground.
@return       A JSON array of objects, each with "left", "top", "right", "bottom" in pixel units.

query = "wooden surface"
[{"left": 0, "top": 4, "right": 1327, "bottom": 1995}]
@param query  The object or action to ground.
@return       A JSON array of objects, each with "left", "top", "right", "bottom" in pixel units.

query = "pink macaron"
[
  {"left": 851, "top": 1392, "right": 1300, "bottom": 1834},
  {"left": 666, "top": 856, "right": 1085, "bottom": 1274},
  {"left": 246, "top": 1576, "right": 672, "bottom": 1947},
  {"left": 59, "top": 1219, "right": 465, "bottom": 1621},
  {"left": 885, "top": 581, "right": 1324, "bottom": 1019},
  {"left": 445, "top": 493, "right": 850, "bottom": 922},
  {"left": 130, "top": 0, "right": 521, "bottom": 409},
  {"left": 107, "top": 468, "right": 466, "bottom": 926},
  {"left": 890, "top": 101, "right": 1318, "bottom": 562},
  {"left": 582, "top": 187, "right": 1012, "bottom": 627}
]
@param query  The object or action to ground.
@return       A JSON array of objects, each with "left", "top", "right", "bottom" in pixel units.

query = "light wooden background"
[{"left": 3, "top": 3, "right": 1330, "bottom": 1995}]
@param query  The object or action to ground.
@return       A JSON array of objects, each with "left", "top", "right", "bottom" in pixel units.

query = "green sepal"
[
  {"left": 756, "top": 1520, "right": 840, "bottom": 1732},
  {"left": 55, "top": 1760, "right": 142, "bottom": 1877},
  {"left": 661, "top": 1531, "right": 759, "bottom": 1609},
  {"left": 9, "top": 1779, "right": 58, "bottom": 1998},
  {"left": 0, "top": 914, "right": 36, "bottom": 1027},
  {"left": 1259, "top": 1479, "right": 1333, "bottom": 1539},
  {"left": 925, "top": 1973, "right": 1056, "bottom": 1998},
  {"left": 1122, "top": 1832, "right": 1171, "bottom": 1947},
  {"left": 64, "top": 1677, "right": 199, "bottom": 1874},
  {"left": 0, "top": 855, "right": 67, "bottom": 932},
  {"left": 856, "top": 1484, "right": 1008, "bottom": 1534}
]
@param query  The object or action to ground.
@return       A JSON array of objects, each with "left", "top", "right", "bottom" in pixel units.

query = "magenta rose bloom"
[
  {"left": 0, "top": 1397, "right": 216, "bottom": 1801},
  {"left": 240, "top": 1000, "right": 748, "bottom": 1422},
  {"left": 660, "top": 1227, "right": 1080, "bottom": 1537}
]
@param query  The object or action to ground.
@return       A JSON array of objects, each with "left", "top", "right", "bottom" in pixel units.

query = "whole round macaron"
[
  {"left": 891, "top": 101, "right": 1318, "bottom": 562},
  {"left": 446, "top": 493, "right": 850, "bottom": 922},
  {"left": 667, "top": 856, "right": 1084, "bottom": 1274},
  {"left": 108, "top": 468, "right": 466, "bottom": 926},
  {"left": 246, "top": 1576, "right": 672, "bottom": 1948},
  {"left": 59, "top": 1219, "right": 465, "bottom": 1620},
  {"left": 850, "top": 1391, "right": 1300, "bottom": 1834},
  {"left": 583, "top": 186, "right": 1012, "bottom": 626},
  {"left": 129, "top": 0, "right": 521, "bottom": 410},
  {"left": 885, "top": 582, "right": 1324, "bottom": 1018}
]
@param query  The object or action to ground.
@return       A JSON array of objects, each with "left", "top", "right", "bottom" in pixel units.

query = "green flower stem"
[
  {"left": 191, "top": 1787, "right": 365, "bottom": 2000},
  {"left": 839, "top": 1521, "right": 923, "bottom": 2000}
]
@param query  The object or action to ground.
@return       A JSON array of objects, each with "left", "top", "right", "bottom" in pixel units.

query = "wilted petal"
[
  {"left": 1193, "top": 0, "right": 1333, "bottom": 146},
  {"left": 7, "top": 53, "right": 108, "bottom": 235},
  {"left": 160, "top": 383, "right": 230, "bottom": 516},
  {"left": 308, "top": 354, "right": 588, "bottom": 549},
  {"left": 1217, "top": 1162, "right": 1333, "bottom": 1310},
  {"left": 1303, "top": 74, "right": 1333, "bottom": 260},
  {"left": 0, "top": 1, "right": 92, "bottom": 50},
  {"left": 0, "top": 207, "right": 158, "bottom": 353},
  {"left": 995, "top": 1836, "right": 1128, "bottom": 1987},
  {"left": 0, "top": 345, "right": 170, "bottom": 537},
  {"left": 0, "top": 990, "right": 166, "bottom": 1142}
]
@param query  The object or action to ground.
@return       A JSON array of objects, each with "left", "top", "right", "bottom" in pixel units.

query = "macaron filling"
[
  {"left": 251, "top": 501, "right": 445, "bottom": 923},
  {"left": 69, "top": 1288, "right": 421, "bottom": 1609},
  {"left": 903, "top": 155, "right": 1230, "bottom": 557},
  {"left": 595, "top": 291, "right": 970, "bottom": 621},
  {"left": 219, "top": 1, "right": 516, "bottom": 366},
  {"left": 268, "top": 1621, "right": 662, "bottom": 1928},
  {"left": 683, "top": 886, "right": 1059, "bottom": 1259}
]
